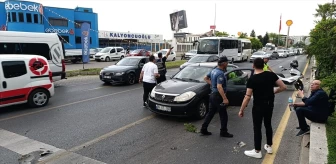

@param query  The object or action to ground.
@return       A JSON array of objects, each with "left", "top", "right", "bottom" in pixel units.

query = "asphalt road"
[{"left": 0, "top": 55, "right": 309, "bottom": 164}]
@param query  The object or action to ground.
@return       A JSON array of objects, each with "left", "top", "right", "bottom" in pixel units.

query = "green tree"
[
  {"left": 308, "top": 18, "right": 336, "bottom": 89},
  {"left": 239, "top": 32, "right": 248, "bottom": 38},
  {"left": 215, "top": 31, "right": 229, "bottom": 37},
  {"left": 257, "top": 35, "right": 263, "bottom": 43},
  {"left": 250, "top": 29, "right": 256, "bottom": 37},
  {"left": 249, "top": 38, "right": 263, "bottom": 50},
  {"left": 294, "top": 41, "right": 305, "bottom": 48},
  {"left": 262, "top": 32, "right": 269, "bottom": 46},
  {"left": 314, "top": 3, "right": 336, "bottom": 21},
  {"left": 268, "top": 33, "right": 278, "bottom": 42}
]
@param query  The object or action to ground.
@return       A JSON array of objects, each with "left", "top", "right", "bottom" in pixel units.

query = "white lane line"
[{"left": 0, "top": 129, "right": 105, "bottom": 164}]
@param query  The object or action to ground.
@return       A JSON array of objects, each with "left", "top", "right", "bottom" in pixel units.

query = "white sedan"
[{"left": 153, "top": 49, "right": 177, "bottom": 61}]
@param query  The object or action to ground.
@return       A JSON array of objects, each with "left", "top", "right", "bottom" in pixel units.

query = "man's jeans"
[{"left": 295, "top": 107, "right": 327, "bottom": 130}]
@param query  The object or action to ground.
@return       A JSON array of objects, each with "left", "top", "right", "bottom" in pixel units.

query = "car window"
[
  {"left": 117, "top": 48, "right": 123, "bottom": 52},
  {"left": 110, "top": 48, "right": 115, "bottom": 53},
  {"left": 2, "top": 61, "right": 27, "bottom": 78},
  {"left": 173, "top": 66, "right": 213, "bottom": 82},
  {"left": 227, "top": 70, "right": 253, "bottom": 85}
]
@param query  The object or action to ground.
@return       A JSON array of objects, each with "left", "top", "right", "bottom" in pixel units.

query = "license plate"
[
  {"left": 104, "top": 76, "right": 111, "bottom": 78},
  {"left": 156, "top": 104, "right": 171, "bottom": 112}
]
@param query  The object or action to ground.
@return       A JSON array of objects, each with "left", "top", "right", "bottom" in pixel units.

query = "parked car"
[
  {"left": 99, "top": 56, "right": 147, "bottom": 85},
  {"left": 153, "top": 49, "right": 177, "bottom": 61},
  {"left": 90, "top": 48, "right": 103, "bottom": 58},
  {"left": 184, "top": 49, "right": 197, "bottom": 60},
  {"left": 127, "top": 49, "right": 151, "bottom": 57},
  {"left": 265, "top": 51, "right": 279, "bottom": 59},
  {"left": 0, "top": 55, "right": 54, "bottom": 108},
  {"left": 250, "top": 51, "right": 266, "bottom": 62},
  {"left": 147, "top": 62, "right": 254, "bottom": 119},
  {"left": 93, "top": 47, "right": 125, "bottom": 62},
  {"left": 179, "top": 54, "right": 219, "bottom": 70}
]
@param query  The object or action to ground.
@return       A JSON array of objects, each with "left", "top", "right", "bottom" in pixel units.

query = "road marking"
[
  {"left": 42, "top": 115, "right": 155, "bottom": 162},
  {"left": 84, "top": 86, "right": 105, "bottom": 91},
  {"left": 262, "top": 60, "right": 309, "bottom": 164},
  {"left": 0, "top": 129, "right": 105, "bottom": 164},
  {"left": 0, "top": 87, "right": 142, "bottom": 122}
]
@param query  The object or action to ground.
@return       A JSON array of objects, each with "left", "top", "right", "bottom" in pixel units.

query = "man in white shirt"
[{"left": 139, "top": 55, "right": 160, "bottom": 107}]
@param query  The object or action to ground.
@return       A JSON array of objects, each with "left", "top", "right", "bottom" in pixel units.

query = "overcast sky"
[{"left": 4, "top": 0, "right": 331, "bottom": 39}]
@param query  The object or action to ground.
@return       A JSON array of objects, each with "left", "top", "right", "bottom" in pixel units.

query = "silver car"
[{"left": 184, "top": 49, "right": 197, "bottom": 60}]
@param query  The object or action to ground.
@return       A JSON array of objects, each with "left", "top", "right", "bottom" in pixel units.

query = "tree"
[
  {"left": 268, "top": 33, "right": 278, "bottom": 42},
  {"left": 308, "top": 17, "right": 336, "bottom": 89},
  {"left": 262, "top": 32, "right": 269, "bottom": 46},
  {"left": 215, "top": 31, "right": 229, "bottom": 37},
  {"left": 250, "top": 38, "right": 263, "bottom": 50},
  {"left": 257, "top": 35, "right": 263, "bottom": 43},
  {"left": 250, "top": 30, "right": 256, "bottom": 37},
  {"left": 314, "top": 3, "right": 336, "bottom": 21},
  {"left": 239, "top": 32, "right": 248, "bottom": 38}
]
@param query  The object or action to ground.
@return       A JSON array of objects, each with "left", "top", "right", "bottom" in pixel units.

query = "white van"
[
  {"left": 0, "top": 31, "right": 66, "bottom": 81},
  {"left": 0, "top": 55, "right": 54, "bottom": 108},
  {"left": 93, "top": 47, "right": 125, "bottom": 62}
]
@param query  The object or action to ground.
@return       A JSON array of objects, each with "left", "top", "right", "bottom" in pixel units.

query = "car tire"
[
  {"left": 194, "top": 99, "right": 208, "bottom": 120},
  {"left": 172, "top": 57, "right": 176, "bottom": 61},
  {"left": 28, "top": 89, "right": 50, "bottom": 108},
  {"left": 105, "top": 57, "right": 111, "bottom": 62},
  {"left": 126, "top": 73, "right": 136, "bottom": 85}
]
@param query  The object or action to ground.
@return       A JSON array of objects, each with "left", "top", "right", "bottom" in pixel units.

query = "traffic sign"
[
  {"left": 286, "top": 20, "right": 293, "bottom": 26},
  {"left": 210, "top": 25, "right": 216, "bottom": 30}
]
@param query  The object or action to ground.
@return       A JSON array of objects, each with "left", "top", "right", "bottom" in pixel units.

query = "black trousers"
[
  {"left": 143, "top": 82, "right": 156, "bottom": 104},
  {"left": 201, "top": 93, "right": 228, "bottom": 133},
  {"left": 295, "top": 107, "right": 327, "bottom": 130},
  {"left": 157, "top": 73, "right": 167, "bottom": 84},
  {"left": 252, "top": 102, "right": 274, "bottom": 151}
]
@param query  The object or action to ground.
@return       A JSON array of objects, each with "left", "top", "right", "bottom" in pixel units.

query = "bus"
[
  {"left": 265, "top": 43, "right": 276, "bottom": 51},
  {"left": 193, "top": 37, "right": 239, "bottom": 63},
  {"left": 238, "top": 38, "right": 252, "bottom": 62}
]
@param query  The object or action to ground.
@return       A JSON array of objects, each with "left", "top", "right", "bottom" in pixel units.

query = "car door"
[
  {"left": 167, "top": 51, "right": 175, "bottom": 61},
  {"left": 225, "top": 68, "right": 254, "bottom": 106},
  {"left": 0, "top": 60, "right": 31, "bottom": 106},
  {"left": 109, "top": 48, "right": 116, "bottom": 59},
  {"left": 136, "top": 58, "right": 147, "bottom": 79}
]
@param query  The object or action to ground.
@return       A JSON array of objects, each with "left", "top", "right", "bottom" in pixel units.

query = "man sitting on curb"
[{"left": 292, "top": 80, "right": 330, "bottom": 136}]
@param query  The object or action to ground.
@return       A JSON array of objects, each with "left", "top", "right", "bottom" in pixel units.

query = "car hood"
[
  {"left": 102, "top": 65, "right": 137, "bottom": 72},
  {"left": 251, "top": 55, "right": 265, "bottom": 58},
  {"left": 154, "top": 79, "right": 206, "bottom": 94},
  {"left": 185, "top": 53, "right": 196, "bottom": 56},
  {"left": 95, "top": 52, "right": 108, "bottom": 56}
]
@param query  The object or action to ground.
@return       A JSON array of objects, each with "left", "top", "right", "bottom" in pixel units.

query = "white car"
[
  {"left": 277, "top": 50, "right": 288, "bottom": 58},
  {"left": 93, "top": 47, "right": 125, "bottom": 62},
  {"left": 184, "top": 49, "right": 197, "bottom": 60},
  {"left": 249, "top": 51, "right": 267, "bottom": 62},
  {"left": 153, "top": 49, "right": 177, "bottom": 61}
]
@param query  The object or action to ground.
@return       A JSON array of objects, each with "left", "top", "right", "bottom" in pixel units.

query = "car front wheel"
[{"left": 194, "top": 99, "right": 208, "bottom": 119}]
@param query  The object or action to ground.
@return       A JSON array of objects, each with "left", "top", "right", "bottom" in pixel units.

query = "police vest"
[
  {"left": 156, "top": 59, "right": 166, "bottom": 74},
  {"left": 263, "top": 63, "right": 269, "bottom": 71}
]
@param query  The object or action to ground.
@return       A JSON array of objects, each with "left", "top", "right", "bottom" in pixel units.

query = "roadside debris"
[
  {"left": 184, "top": 123, "right": 197, "bottom": 133},
  {"left": 18, "top": 148, "right": 53, "bottom": 164},
  {"left": 233, "top": 141, "right": 246, "bottom": 154}
]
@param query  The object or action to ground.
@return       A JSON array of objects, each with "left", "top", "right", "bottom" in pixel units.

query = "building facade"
[{"left": 0, "top": 0, "right": 98, "bottom": 49}]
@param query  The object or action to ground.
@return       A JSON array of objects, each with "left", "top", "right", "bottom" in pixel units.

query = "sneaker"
[
  {"left": 244, "top": 149, "right": 262, "bottom": 159},
  {"left": 264, "top": 144, "right": 273, "bottom": 154},
  {"left": 296, "top": 129, "right": 310, "bottom": 136},
  {"left": 220, "top": 132, "right": 233, "bottom": 138},
  {"left": 200, "top": 129, "right": 212, "bottom": 136},
  {"left": 143, "top": 102, "right": 147, "bottom": 107}
]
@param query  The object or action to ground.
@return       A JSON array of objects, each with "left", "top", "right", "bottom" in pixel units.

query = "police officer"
[
  {"left": 263, "top": 56, "right": 273, "bottom": 72},
  {"left": 200, "top": 56, "right": 233, "bottom": 138}
]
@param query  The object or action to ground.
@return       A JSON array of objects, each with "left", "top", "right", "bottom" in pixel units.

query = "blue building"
[{"left": 0, "top": 0, "right": 98, "bottom": 49}]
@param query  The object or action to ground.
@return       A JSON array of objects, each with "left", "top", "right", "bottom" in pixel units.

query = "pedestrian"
[
  {"left": 292, "top": 80, "right": 329, "bottom": 136},
  {"left": 238, "top": 57, "right": 286, "bottom": 159},
  {"left": 156, "top": 47, "right": 173, "bottom": 84},
  {"left": 200, "top": 56, "right": 233, "bottom": 138},
  {"left": 139, "top": 55, "right": 160, "bottom": 107}
]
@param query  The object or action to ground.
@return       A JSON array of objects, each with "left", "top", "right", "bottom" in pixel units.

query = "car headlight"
[
  {"left": 150, "top": 87, "right": 156, "bottom": 97},
  {"left": 173, "top": 91, "right": 196, "bottom": 102},
  {"left": 115, "top": 72, "right": 124, "bottom": 76}
]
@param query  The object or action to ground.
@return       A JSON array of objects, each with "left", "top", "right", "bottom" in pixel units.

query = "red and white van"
[{"left": 0, "top": 55, "right": 55, "bottom": 108}]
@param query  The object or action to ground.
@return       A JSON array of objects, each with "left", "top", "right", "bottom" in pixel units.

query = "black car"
[
  {"left": 179, "top": 54, "right": 219, "bottom": 70},
  {"left": 148, "top": 63, "right": 254, "bottom": 119},
  {"left": 265, "top": 51, "right": 279, "bottom": 59},
  {"left": 99, "top": 56, "right": 148, "bottom": 85}
]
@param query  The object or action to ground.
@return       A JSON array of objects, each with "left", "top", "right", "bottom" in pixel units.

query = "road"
[{"left": 0, "top": 55, "right": 309, "bottom": 164}]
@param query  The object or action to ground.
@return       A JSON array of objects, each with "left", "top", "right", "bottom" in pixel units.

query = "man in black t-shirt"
[
  {"left": 156, "top": 47, "right": 173, "bottom": 84},
  {"left": 238, "top": 58, "right": 287, "bottom": 159}
]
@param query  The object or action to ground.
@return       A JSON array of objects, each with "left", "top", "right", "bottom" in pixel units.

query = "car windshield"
[
  {"left": 100, "top": 47, "right": 111, "bottom": 53},
  {"left": 173, "top": 66, "right": 213, "bottom": 83},
  {"left": 116, "top": 58, "right": 140, "bottom": 66},
  {"left": 157, "top": 50, "right": 167, "bottom": 55},
  {"left": 131, "top": 50, "right": 141, "bottom": 53},
  {"left": 188, "top": 50, "right": 196, "bottom": 53},
  {"left": 253, "top": 52, "right": 265, "bottom": 55},
  {"left": 197, "top": 39, "right": 219, "bottom": 54},
  {"left": 188, "top": 56, "right": 209, "bottom": 63}
]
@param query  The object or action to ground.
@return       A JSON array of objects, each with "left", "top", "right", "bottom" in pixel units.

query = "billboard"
[{"left": 170, "top": 10, "right": 187, "bottom": 31}]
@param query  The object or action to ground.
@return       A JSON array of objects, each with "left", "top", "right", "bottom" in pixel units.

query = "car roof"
[{"left": 187, "top": 62, "right": 238, "bottom": 68}]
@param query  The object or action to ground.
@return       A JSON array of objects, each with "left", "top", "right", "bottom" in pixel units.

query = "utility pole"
[{"left": 213, "top": 3, "right": 216, "bottom": 36}]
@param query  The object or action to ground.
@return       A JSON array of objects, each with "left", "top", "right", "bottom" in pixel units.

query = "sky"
[{"left": 5, "top": 0, "right": 332, "bottom": 39}]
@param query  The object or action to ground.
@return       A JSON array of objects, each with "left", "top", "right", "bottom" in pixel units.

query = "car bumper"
[
  {"left": 99, "top": 74, "right": 127, "bottom": 83},
  {"left": 147, "top": 96, "right": 201, "bottom": 117},
  {"left": 249, "top": 58, "right": 254, "bottom": 62}
]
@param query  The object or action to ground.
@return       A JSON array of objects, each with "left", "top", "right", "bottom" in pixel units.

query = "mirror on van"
[{"left": 193, "top": 40, "right": 199, "bottom": 47}]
